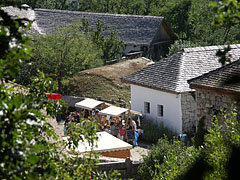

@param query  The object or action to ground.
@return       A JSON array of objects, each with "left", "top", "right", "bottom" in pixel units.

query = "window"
[
  {"left": 144, "top": 102, "right": 150, "bottom": 114},
  {"left": 157, "top": 105, "right": 164, "bottom": 117}
]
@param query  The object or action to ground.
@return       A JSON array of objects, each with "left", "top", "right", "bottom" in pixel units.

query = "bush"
[
  {"left": 138, "top": 136, "right": 198, "bottom": 180},
  {"left": 193, "top": 116, "right": 208, "bottom": 148},
  {"left": 141, "top": 120, "right": 174, "bottom": 143},
  {"left": 139, "top": 106, "right": 240, "bottom": 180}
]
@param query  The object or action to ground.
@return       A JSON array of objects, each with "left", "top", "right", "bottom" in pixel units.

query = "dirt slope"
[
  {"left": 63, "top": 58, "right": 152, "bottom": 105},
  {"left": 83, "top": 58, "right": 152, "bottom": 84}
]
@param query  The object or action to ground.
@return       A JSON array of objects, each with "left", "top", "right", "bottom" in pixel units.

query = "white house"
[{"left": 122, "top": 44, "right": 240, "bottom": 134}]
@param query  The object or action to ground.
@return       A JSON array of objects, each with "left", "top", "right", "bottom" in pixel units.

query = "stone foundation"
[
  {"left": 181, "top": 92, "right": 197, "bottom": 133},
  {"left": 196, "top": 89, "right": 240, "bottom": 129}
]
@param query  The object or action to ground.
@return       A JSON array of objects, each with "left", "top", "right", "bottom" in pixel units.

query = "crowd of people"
[{"left": 63, "top": 109, "right": 142, "bottom": 146}]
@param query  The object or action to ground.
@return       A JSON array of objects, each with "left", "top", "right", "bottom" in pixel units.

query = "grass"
[
  {"left": 61, "top": 58, "right": 151, "bottom": 107},
  {"left": 62, "top": 73, "right": 131, "bottom": 107},
  {"left": 141, "top": 120, "right": 175, "bottom": 144}
]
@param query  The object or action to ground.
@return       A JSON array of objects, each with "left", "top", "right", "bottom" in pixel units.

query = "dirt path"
[{"left": 83, "top": 57, "right": 153, "bottom": 84}]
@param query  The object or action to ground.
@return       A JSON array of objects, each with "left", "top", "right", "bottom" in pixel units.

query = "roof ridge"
[
  {"left": 188, "top": 58, "right": 240, "bottom": 84},
  {"left": 183, "top": 44, "right": 240, "bottom": 53},
  {"left": 175, "top": 51, "right": 186, "bottom": 92},
  {"left": 35, "top": 8, "right": 164, "bottom": 19}
]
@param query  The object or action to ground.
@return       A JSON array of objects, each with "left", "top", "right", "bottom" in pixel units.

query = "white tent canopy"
[
  {"left": 63, "top": 131, "right": 132, "bottom": 153},
  {"left": 99, "top": 106, "right": 128, "bottom": 117},
  {"left": 75, "top": 98, "right": 103, "bottom": 110}
]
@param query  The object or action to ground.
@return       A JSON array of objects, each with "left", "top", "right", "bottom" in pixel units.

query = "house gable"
[
  {"left": 151, "top": 20, "right": 176, "bottom": 44},
  {"left": 188, "top": 59, "right": 240, "bottom": 94},
  {"left": 123, "top": 44, "right": 240, "bottom": 134},
  {"left": 188, "top": 58, "right": 240, "bottom": 129},
  {"left": 122, "top": 44, "right": 240, "bottom": 93}
]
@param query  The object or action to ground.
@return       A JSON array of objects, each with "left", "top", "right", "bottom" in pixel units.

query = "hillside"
[{"left": 63, "top": 58, "right": 152, "bottom": 105}]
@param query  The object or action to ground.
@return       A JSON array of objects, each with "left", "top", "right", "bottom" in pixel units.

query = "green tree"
[
  {"left": 139, "top": 106, "right": 240, "bottom": 180},
  {"left": 167, "top": 39, "right": 199, "bottom": 56},
  {"left": 148, "top": 0, "right": 192, "bottom": 39},
  {"left": 211, "top": 0, "right": 240, "bottom": 26},
  {"left": 0, "top": 3, "right": 119, "bottom": 179},
  {"left": 20, "top": 0, "right": 68, "bottom": 9},
  {"left": 0, "top": 4, "right": 64, "bottom": 178},
  {"left": 31, "top": 23, "right": 103, "bottom": 93},
  {"left": 83, "top": 18, "right": 125, "bottom": 61},
  {"left": 138, "top": 137, "right": 198, "bottom": 180},
  {"left": 211, "top": 0, "right": 240, "bottom": 49},
  {"left": 188, "top": 0, "right": 240, "bottom": 46}
]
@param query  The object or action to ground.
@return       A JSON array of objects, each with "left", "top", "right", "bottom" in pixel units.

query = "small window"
[
  {"left": 144, "top": 102, "right": 150, "bottom": 114},
  {"left": 157, "top": 105, "right": 164, "bottom": 117}
]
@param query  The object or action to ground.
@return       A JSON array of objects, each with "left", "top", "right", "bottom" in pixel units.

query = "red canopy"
[{"left": 46, "top": 93, "right": 61, "bottom": 99}]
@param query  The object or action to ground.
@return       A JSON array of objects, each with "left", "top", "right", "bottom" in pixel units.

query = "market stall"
[
  {"left": 75, "top": 98, "right": 104, "bottom": 110},
  {"left": 72, "top": 98, "right": 142, "bottom": 145},
  {"left": 63, "top": 131, "right": 132, "bottom": 158},
  {"left": 75, "top": 98, "right": 105, "bottom": 119},
  {"left": 99, "top": 106, "right": 128, "bottom": 117},
  {"left": 98, "top": 106, "right": 137, "bottom": 143}
]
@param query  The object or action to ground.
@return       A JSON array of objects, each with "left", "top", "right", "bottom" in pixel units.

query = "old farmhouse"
[
  {"left": 122, "top": 44, "right": 240, "bottom": 134},
  {"left": 188, "top": 59, "right": 240, "bottom": 129},
  {"left": 3, "top": 5, "right": 176, "bottom": 60}
]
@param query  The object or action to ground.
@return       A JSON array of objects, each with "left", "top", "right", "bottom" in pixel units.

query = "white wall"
[
  {"left": 123, "top": 45, "right": 141, "bottom": 54},
  {"left": 131, "top": 84, "right": 182, "bottom": 134}
]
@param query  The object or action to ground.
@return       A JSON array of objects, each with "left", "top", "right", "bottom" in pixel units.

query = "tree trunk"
[{"left": 57, "top": 78, "right": 62, "bottom": 93}]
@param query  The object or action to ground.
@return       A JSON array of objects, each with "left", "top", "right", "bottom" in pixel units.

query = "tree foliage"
[
  {"left": 0, "top": 3, "right": 119, "bottom": 179},
  {"left": 19, "top": 0, "right": 68, "bottom": 9},
  {"left": 211, "top": 0, "right": 240, "bottom": 26},
  {"left": 138, "top": 136, "right": 198, "bottom": 180},
  {"left": 167, "top": 39, "right": 198, "bottom": 56},
  {"left": 80, "top": 18, "right": 125, "bottom": 61},
  {"left": 30, "top": 23, "right": 103, "bottom": 92},
  {"left": 139, "top": 106, "right": 240, "bottom": 180}
]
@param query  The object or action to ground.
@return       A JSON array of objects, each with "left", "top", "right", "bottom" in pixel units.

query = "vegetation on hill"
[
  {"left": 30, "top": 23, "right": 103, "bottom": 92},
  {"left": 16, "top": 18, "right": 124, "bottom": 92},
  {"left": 0, "top": 2, "right": 120, "bottom": 179},
  {"left": 63, "top": 73, "right": 131, "bottom": 105}
]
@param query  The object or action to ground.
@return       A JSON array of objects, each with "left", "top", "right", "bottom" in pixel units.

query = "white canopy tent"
[
  {"left": 63, "top": 131, "right": 132, "bottom": 153},
  {"left": 75, "top": 98, "right": 103, "bottom": 110},
  {"left": 99, "top": 106, "right": 128, "bottom": 117}
]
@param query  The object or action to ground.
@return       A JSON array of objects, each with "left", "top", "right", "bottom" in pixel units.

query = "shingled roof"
[
  {"left": 188, "top": 59, "right": 240, "bottom": 94},
  {"left": 2, "top": 6, "right": 175, "bottom": 46},
  {"left": 122, "top": 44, "right": 240, "bottom": 93},
  {"left": 35, "top": 9, "right": 175, "bottom": 45}
]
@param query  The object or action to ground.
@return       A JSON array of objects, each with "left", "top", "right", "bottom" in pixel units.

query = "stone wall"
[
  {"left": 61, "top": 95, "right": 84, "bottom": 107},
  {"left": 196, "top": 89, "right": 240, "bottom": 129},
  {"left": 96, "top": 158, "right": 140, "bottom": 179},
  {"left": 181, "top": 92, "right": 197, "bottom": 133}
]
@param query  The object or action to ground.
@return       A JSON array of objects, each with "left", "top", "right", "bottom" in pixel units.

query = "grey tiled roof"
[
  {"left": 122, "top": 44, "right": 240, "bottom": 93},
  {"left": 2, "top": 6, "right": 174, "bottom": 46},
  {"left": 34, "top": 9, "right": 167, "bottom": 45},
  {"left": 188, "top": 59, "right": 240, "bottom": 93}
]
